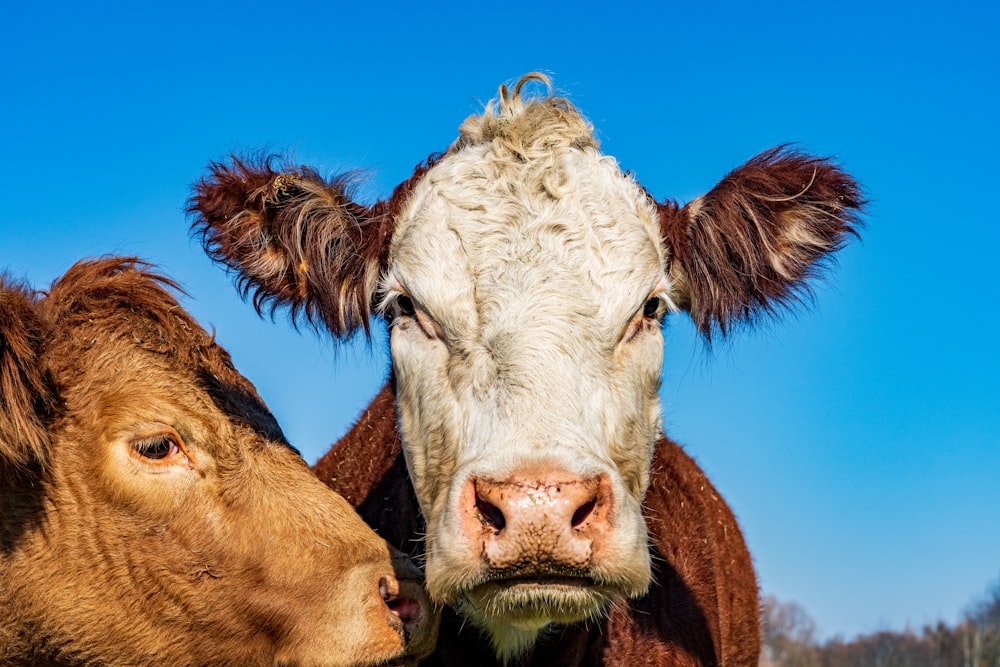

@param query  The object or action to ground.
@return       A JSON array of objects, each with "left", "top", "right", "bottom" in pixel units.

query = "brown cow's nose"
[
  {"left": 380, "top": 553, "right": 439, "bottom": 660},
  {"left": 462, "top": 471, "right": 613, "bottom": 571},
  {"left": 379, "top": 572, "right": 425, "bottom": 633}
]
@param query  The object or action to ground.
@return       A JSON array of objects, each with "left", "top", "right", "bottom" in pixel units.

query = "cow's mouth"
[{"left": 462, "top": 575, "right": 613, "bottom": 626}]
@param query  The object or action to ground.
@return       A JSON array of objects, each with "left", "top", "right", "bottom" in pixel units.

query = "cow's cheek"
[
  {"left": 606, "top": 333, "right": 665, "bottom": 498},
  {"left": 391, "top": 332, "right": 460, "bottom": 520}
]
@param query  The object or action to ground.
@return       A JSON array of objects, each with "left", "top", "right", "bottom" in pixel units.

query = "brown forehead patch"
[
  {"left": 42, "top": 257, "right": 199, "bottom": 352},
  {"left": 39, "top": 257, "right": 286, "bottom": 444}
]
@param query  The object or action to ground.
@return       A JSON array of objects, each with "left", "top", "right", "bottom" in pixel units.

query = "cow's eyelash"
[
  {"left": 378, "top": 288, "right": 417, "bottom": 318},
  {"left": 132, "top": 434, "right": 180, "bottom": 460},
  {"left": 394, "top": 294, "right": 416, "bottom": 317}
]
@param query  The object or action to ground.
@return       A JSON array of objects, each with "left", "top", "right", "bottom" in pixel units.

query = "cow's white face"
[{"left": 383, "top": 140, "right": 671, "bottom": 655}]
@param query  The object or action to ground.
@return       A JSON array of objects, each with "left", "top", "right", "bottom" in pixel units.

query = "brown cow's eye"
[
  {"left": 643, "top": 296, "right": 662, "bottom": 319},
  {"left": 133, "top": 435, "right": 179, "bottom": 460}
]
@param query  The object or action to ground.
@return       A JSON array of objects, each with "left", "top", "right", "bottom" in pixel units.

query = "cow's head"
[
  {"left": 0, "top": 259, "right": 436, "bottom": 666},
  {"left": 190, "top": 73, "right": 862, "bottom": 659}
]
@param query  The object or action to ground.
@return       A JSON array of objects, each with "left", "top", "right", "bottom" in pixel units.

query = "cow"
[
  {"left": 0, "top": 257, "right": 437, "bottom": 666},
  {"left": 189, "top": 73, "right": 863, "bottom": 664}
]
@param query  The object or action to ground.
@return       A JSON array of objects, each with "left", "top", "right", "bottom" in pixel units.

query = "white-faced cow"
[
  {"left": 0, "top": 258, "right": 437, "bottom": 666},
  {"left": 190, "top": 74, "right": 863, "bottom": 664}
]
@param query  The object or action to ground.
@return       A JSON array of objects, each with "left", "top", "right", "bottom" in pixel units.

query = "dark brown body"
[{"left": 315, "top": 383, "right": 760, "bottom": 666}]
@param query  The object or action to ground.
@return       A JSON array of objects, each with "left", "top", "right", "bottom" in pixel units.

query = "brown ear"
[
  {"left": 188, "top": 154, "right": 393, "bottom": 338},
  {"left": 0, "top": 276, "right": 51, "bottom": 470},
  {"left": 659, "top": 146, "right": 864, "bottom": 340}
]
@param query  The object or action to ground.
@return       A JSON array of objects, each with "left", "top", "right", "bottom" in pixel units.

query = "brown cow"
[
  {"left": 190, "top": 73, "right": 862, "bottom": 664},
  {"left": 0, "top": 258, "right": 437, "bottom": 666}
]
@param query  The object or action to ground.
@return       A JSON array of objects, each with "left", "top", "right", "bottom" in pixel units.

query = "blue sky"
[{"left": 3, "top": 0, "right": 997, "bottom": 642}]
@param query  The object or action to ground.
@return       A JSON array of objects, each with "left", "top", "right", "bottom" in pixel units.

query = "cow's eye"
[
  {"left": 394, "top": 294, "right": 416, "bottom": 318},
  {"left": 132, "top": 435, "right": 180, "bottom": 460},
  {"left": 642, "top": 296, "right": 663, "bottom": 319}
]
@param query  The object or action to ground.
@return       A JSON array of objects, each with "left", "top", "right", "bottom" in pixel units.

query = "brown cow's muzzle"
[{"left": 384, "top": 550, "right": 440, "bottom": 664}]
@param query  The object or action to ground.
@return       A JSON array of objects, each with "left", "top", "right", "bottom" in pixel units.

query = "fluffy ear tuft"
[
  {"left": 0, "top": 276, "right": 51, "bottom": 471},
  {"left": 660, "top": 146, "right": 864, "bottom": 340},
  {"left": 188, "top": 154, "right": 392, "bottom": 338}
]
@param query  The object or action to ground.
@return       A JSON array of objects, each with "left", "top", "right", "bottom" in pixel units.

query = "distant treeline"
[{"left": 760, "top": 576, "right": 1000, "bottom": 667}]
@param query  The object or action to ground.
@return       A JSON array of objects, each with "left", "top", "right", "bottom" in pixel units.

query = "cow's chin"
[
  {"left": 453, "top": 576, "right": 615, "bottom": 661},
  {"left": 465, "top": 576, "right": 613, "bottom": 626}
]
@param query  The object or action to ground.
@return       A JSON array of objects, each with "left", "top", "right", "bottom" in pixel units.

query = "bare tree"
[
  {"left": 760, "top": 595, "right": 820, "bottom": 667},
  {"left": 761, "top": 574, "right": 1000, "bottom": 667},
  {"left": 963, "top": 576, "right": 1000, "bottom": 667}
]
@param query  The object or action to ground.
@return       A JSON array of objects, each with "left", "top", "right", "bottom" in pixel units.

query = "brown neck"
[{"left": 312, "top": 381, "right": 425, "bottom": 558}]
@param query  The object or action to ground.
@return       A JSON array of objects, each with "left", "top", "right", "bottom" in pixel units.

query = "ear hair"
[
  {"left": 188, "top": 154, "right": 391, "bottom": 338},
  {"left": 660, "top": 146, "right": 864, "bottom": 340},
  {"left": 0, "top": 276, "right": 51, "bottom": 470}
]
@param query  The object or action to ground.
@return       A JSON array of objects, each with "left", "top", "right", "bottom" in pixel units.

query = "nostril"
[
  {"left": 475, "top": 493, "right": 506, "bottom": 531},
  {"left": 385, "top": 595, "right": 423, "bottom": 627},
  {"left": 378, "top": 574, "right": 400, "bottom": 602},
  {"left": 571, "top": 497, "right": 598, "bottom": 528},
  {"left": 380, "top": 573, "right": 424, "bottom": 630}
]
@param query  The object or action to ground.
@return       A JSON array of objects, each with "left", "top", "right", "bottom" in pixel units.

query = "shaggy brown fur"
[
  {"left": 0, "top": 276, "right": 51, "bottom": 471},
  {"left": 189, "top": 154, "right": 440, "bottom": 340},
  {"left": 314, "top": 383, "right": 760, "bottom": 666},
  {"left": 658, "top": 146, "right": 863, "bottom": 340},
  {"left": 0, "top": 258, "right": 436, "bottom": 666}
]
